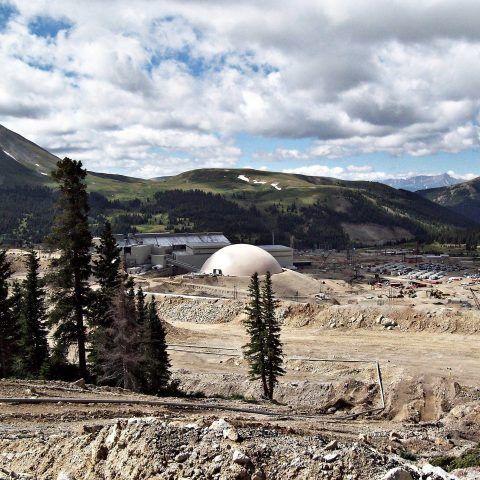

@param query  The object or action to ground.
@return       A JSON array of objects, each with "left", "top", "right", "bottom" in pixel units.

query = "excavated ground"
[
  {"left": 0, "top": 379, "right": 479, "bottom": 480},
  {"left": 2, "top": 263, "right": 480, "bottom": 479}
]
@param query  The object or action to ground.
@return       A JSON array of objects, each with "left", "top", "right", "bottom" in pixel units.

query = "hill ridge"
[{"left": 0, "top": 125, "right": 476, "bottom": 246}]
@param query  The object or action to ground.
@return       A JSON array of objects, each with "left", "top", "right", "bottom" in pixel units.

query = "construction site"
[{"left": 2, "top": 244, "right": 480, "bottom": 479}]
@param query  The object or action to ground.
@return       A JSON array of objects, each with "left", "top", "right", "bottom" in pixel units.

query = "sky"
[{"left": 0, "top": 0, "right": 480, "bottom": 181}]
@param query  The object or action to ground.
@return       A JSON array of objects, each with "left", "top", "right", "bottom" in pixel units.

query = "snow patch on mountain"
[{"left": 2, "top": 150, "right": 17, "bottom": 162}]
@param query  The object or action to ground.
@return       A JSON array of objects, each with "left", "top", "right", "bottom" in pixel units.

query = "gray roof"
[
  {"left": 259, "top": 245, "right": 293, "bottom": 252},
  {"left": 186, "top": 242, "right": 230, "bottom": 249},
  {"left": 114, "top": 232, "right": 230, "bottom": 248}
]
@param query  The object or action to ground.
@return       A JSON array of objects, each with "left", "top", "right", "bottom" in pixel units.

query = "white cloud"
[
  {"left": 284, "top": 164, "right": 479, "bottom": 182},
  {"left": 283, "top": 164, "right": 381, "bottom": 180},
  {"left": 1, "top": 1, "right": 480, "bottom": 176}
]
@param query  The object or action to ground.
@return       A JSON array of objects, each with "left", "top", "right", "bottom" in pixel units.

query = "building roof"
[
  {"left": 114, "top": 232, "right": 230, "bottom": 248},
  {"left": 259, "top": 244, "right": 293, "bottom": 252}
]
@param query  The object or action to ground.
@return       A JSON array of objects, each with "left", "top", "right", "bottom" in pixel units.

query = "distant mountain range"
[
  {"left": 0, "top": 123, "right": 477, "bottom": 247},
  {"left": 381, "top": 173, "right": 462, "bottom": 191},
  {"left": 419, "top": 178, "right": 480, "bottom": 224}
]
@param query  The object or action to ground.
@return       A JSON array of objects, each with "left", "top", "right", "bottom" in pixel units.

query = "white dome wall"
[{"left": 200, "top": 244, "right": 282, "bottom": 277}]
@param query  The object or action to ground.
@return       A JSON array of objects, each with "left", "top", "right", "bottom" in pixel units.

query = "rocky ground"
[
  {"left": 0, "top": 380, "right": 479, "bottom": 479},
  {"left": 3, "top": 260, "right": 480, "bottom": 479}
]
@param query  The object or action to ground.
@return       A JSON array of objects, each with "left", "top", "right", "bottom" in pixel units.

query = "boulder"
[
  {"left": 382, "top": 468, "right": 413, "bottom": 480},
  {"left": 175, "top": 452, "right": 190, "bottom": 463},
  {"left": 422, "top": 463, "right": 453, "bottom": 479},
  {"left": 71, "top": 378, "right": 86, "bottom": 389},
  {"left": 232, "top": 449, "right": 251, "bottom": 466},
  {"left": 57, "top": 473, "right": 75, "bottom": 480},
  {"left": 323, "top": 452, "right": 340, "bottom": 463},
  {"left": 224, "top": 427, "right": 240, "bottom": 442},
  {"left": 210, "top": 418, "right": 231, "bottom": 432},
  {"left": 324, "top": 440, "right": 338, "bottom": 450}
]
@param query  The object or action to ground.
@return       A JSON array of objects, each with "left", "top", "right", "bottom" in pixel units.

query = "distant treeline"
[{"left": 0, "top": 185, "right": 478, "bottom": 249}]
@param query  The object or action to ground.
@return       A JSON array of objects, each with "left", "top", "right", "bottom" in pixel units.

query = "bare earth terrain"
[{"left": 1, "top": 250, "right": 480, "bottom": 479}]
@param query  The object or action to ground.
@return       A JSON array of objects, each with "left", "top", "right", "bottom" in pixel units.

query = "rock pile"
[
  {"left": 0, "top": 416, "right": 456, "bottom": 480},
  {"left": 157, "top": 297, "right": 244, "bottom": 324}
]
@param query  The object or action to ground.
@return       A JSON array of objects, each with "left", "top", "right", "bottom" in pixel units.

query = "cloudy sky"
[{"left": 1, "top": 0, "right": 479, "bottom": 180}]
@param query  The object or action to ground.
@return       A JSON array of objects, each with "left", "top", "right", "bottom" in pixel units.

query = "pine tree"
[
  {"left": 98, "top": 274, "right": 142, "bottom": 390},
  {"left": 134, "top": 286, "right": 148, "bottom": 390},
  {"left": 90, "top": 221, "right": 121, "bottom": 375},
  {"left": 126, "top": 277, "right": 135, "bottom": 302},
  {"left": 0, "top": 250, "right": 16, "bottom": 377},
  {"left": 242, "top": 272, "right": 269, "bottom": 398},
  {"left": 10, "top": 281, "right": 23, "bottom": 326},
  {"left": 142, "top": 298, "right": 171, "bottom": 394},
  {"left": 92, "top": 220, "right": 121, "bottom": 297},
  {"left": 15, "top": 251, "right": 49, "bottom": 377},
  {"left": 136, "top": 286, "right": 147, "bottom": 326},
  {"left": 261, "top": 272, "right": 285, "bottom": 400},
  {"left": 47, "top": 158, "right": 92, "bottom": 379}
]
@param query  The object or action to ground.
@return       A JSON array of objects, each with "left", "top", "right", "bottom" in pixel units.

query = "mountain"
[
  {"left": 419, "top": 177, "right": 480, "bottom": 224},
  {"left": 0, "top": 124, "right": 160, "bottom": 199},
  {"left": 0, "top": 125, "right": 58, "bottom": 186},
  {"left": 145, "top": 168, "right": 474, "bottom": 246},
  {"left": 382, "top": 173, "right": 461, "bottom": 191},
  {"left": 0, "top": 125, "right": 475, "bottom": 247}
]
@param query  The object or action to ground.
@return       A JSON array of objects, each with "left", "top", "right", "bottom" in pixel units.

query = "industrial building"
[{"left": 98, "top": 232, "right": 294, "bottom": 276}]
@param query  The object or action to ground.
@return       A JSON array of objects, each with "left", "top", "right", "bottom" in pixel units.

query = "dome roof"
[{"left": 201, "top": 244, "right": 282, "bottom": 277}]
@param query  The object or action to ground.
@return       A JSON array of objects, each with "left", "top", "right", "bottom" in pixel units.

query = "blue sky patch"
[
  {"left": 0, "top": 2, "right": 18, "bottom": 31},
  {"left": 28, "top": 15, "right": 73, "bottom": 38},
  {"left": 148, "top": 46, "right": 220, "bottom": 77}
]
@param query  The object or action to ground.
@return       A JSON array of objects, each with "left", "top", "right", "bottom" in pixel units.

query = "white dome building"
[{"left": 200, "top": 244, "right": 283, "bottom": 277}]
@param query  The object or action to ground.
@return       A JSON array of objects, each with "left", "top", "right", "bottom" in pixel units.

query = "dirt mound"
[
  {"left": 155, "top": 297, "right": 245, "bottom": 324},
  {"left": 280, "top": 303, "right": 480, "bottom": 334},
  {"left": 382, "top": 372, "right": 460, "bottom": 423},
  {"left": 443, "top": 401, "right": 480, "bottom": 443},
  {"left": 153, "top": 295, "right": 480, "bottom": 335},
  {"left": 173, "top": 368, "right": 380, "bottom": 415}
]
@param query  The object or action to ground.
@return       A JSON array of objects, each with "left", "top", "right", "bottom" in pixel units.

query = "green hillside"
[
  {"left": 0, "top": 125, "right": 476, "bottom": 247},
  {"left": 156, "top": 167, "right": 472, "bottom": 228},
  {"left": 419, "top": 178, "right": 480, "bottom": 224}
]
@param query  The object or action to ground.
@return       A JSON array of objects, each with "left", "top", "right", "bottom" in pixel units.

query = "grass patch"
[
  {"left": 398, "top": 449, "right": 417, "bottom": 462},
  {"left": 430, "top": 445, "right": 480, "bottom": 472}
]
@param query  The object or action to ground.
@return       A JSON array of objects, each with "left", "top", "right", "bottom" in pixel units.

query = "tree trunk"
[
  {"left": 261, "top": 368, "right": 269, "bottom": 399},
  {"left": 267, "top": 355, "right": 275, "bottom": 400}
]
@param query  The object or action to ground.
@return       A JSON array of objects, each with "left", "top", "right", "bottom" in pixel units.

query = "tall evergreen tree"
[
  {"left": 242, "top": 272, "right": 269, "bottom": 398},
  {"left": 136, "top": 286, "right": 147, "bottom": 326},
  {"left": 90, "top": 221, "right": 121, "bottom": 374},
  {"left": 16, "top": 251, "right": 49, "bottom": 376},
  {"left": 47, "top": 158, "right": 92, "bottom": 379},
  {"left": 261, "top": 272, "right": 285, "bottom": 400},
  {"left": 126, "top": 277, "right": 135, "bottom": 301},
  {"left": 0, "top": 250, "right": 16, "bottom": 378},
  {"left": 92, "top": 220, "right": 121, "bottom": 296},
  {"left": 142, "top": 298, "right": 171, "bottom": 394},
  {"left": 10, "top": 281, "right": 23, "bottom": 327},
  {"left": 98, "top": 274, "right": 142, "bottom": 390}
]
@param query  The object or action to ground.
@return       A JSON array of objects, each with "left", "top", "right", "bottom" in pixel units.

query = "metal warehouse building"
[{"left": 95, "top": 232, "right": 293, "bottom": 275}]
